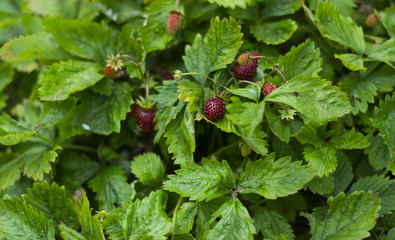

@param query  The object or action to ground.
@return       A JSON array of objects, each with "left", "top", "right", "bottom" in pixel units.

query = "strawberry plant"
[{"left": 1, "top": 0, "right": 395, "bottom": 239}]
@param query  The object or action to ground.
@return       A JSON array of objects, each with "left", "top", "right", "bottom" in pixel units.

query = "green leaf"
[
  {"left": 302, "top": 191, "right": 380, "bottom": 239},
  {"left": 174, "top": 202, "right": 198, "bottom": 234},
  {"left": 59, "top": 223, "right": 87, "bottom": 240},
  {"left": 261, "top": 0, "right": 301, "bottom": 20},
  {"left": 164, "top": 158, "right": 235, "bottom": 202},
  {"left": 277, "top": 39, "right": 322, "bottom": 80},
  {"left": 0, "top": 61, "right": 13, "bottom": 92},
  {"left": 43, "top": 16, "right": 114, "bottom": 61},
  {"left": 57, "top": 152, "right": 100, "bottom": 185},
  {"left": 22, "top": 181, "right": 79, "bottom": 233},
  {"left": 238, "top": 154, "right": 314, "bottom": 199},
  {"left": 364, "top": 64, "right": 395, "bottom": 92},
  {"left": 250, "top": 19, "right": 297, "bottom": 45},
  {"left": 25, "top": 0, "right": 98, "bottom": 19},
  {"left": 94, "top": 0, "right": 143, "bottom": 23},
  {"left": 265, "top": 106, "right": 303, "bottom": 143},
  {"left": 72, "top": 82, "right": 133, "bottom": 135},
  {"left": 183, "top": 17, "right": 243, "bottom": 85},
  {"left": 78, "top": 190, "right": 105, "bottom": 240},
  {"left": 308, "top": 0, "right": 355, "bottom": 18},
  {"left": 316, "top": 1, "right": 365, "bottom": 54},
  {"left": 303, "top": 145, "right": 337, "bottom": 177},
  {"left": 203, "top": 198, "right": 256, "bottom": 240},
  {"left": 365, "top": 134, "right": 392, "bottom": 171},
  {"left": 0, "top": 152, "right": 22, "bottom": 190},
  {"left": 226, "top": 85, "right": 261, "bottom": 102},
  {"left": 226, "top": 97, "right": 265, "bottom": 137},
  {"left": 381, "top": 5, "right": 395, "bottom": 38},
  {"left": 329, "top": 128, "right": 369, "bottom": 149},
  {"left": 203, "top": 0, "right": 255, "bottom": 9},
  {"left": 102, "top": 190, "right": 172, "bottom": 240},
  {"left": 253, "top": 207, "right": 294, "bottom": 240},
  {"left": 332, "top": 151, "right": 353, "bottom": 195},
  {"left": 38, "top": 60, "right": 103, "bottom": 101},
  {"left": 178, "top": 80, "right": 204, "bottom": 113},
  {"left": 88, "top": 166, "right": 132, "bottom": 211},
  {"left": 334, "top": 53, "right": 366, "bottom": 72},
  {"left": 39, "top": 97, "right": 78, "bottom": 128},
  {"left": 23, "top": 145, "right": 60, "bottom": 181},
  {"left": 349, "top": 175, "right": 395, "bottom": 215},
  {"left": 0, "top": 113, "right": 36, "bottom": 146},
  {"left": 370, "top": 93, "right": 395, "bottom": 160},
  {"left": 339, "top": 77, "right": 377, "bottom": 114},
  {"left": 0, "top": 32, "right": 71, "bottom": 72},
  {"left": 0, "top": 196, "right": 55, "bottom": 239},
  {"left": 131, "top": 152, "right": 165, "bottom": 187},
  {"left": 368, "top": 39, "right": 395, "bottom": 69},
  {"left": 265, "top": 75, "right": 352, "bottom": 125},
  {"left": 138, "top": 0, "right": 178, "bottom": 53},
  {"left": 307, "top": 176, "right": 335, "bottom": 195},
  {"left": 164, "top": 108, "right": 195, "bottom": 165}
]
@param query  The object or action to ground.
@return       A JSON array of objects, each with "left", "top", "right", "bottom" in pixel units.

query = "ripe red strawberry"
[
  {"left": 104, "top": 65, "right": 118, "bottom": 78},
  {"left": 167, "top": 11, "right": 182, "bottom": 35},
  {"left": 137, "top": 107, "right": 155, "bottom": 133},
  {"left": 204, "top": 97, "right": 225, "bottom": 120},
  {"left": 233, "top": 52, "right": 259, "bottom": 80},
  {"left": 263, "top": 83, "right": 277, "bottom": 95}
]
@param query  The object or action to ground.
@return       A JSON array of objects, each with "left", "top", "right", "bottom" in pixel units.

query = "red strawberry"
[
  {"left": 233, "top": 52, "right": 259, "bottom": 80},
  {"left": 263, "top": 83, "right": 277, "bottom": 95},
  {"left": 137, "top": 107, "right": 155, "bottom": 133},
  {"left": 204, "top": 97, "right": 225, "bottom": 120},
  {"left": 366, "top": 13, "right": 378, "bottom": 27},
  {"left": 167, "top": 11, "right": 182, "bottom": 35},
  {"left": 104, "top": 65, "right": 118, "bottom": 78}
]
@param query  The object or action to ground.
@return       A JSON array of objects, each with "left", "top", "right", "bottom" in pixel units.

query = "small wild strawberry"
[
  {"left": 104, "top": 65, "right": 118, "bottom": 78},
  {"left": 204, "top": 97, "right": 225, "bottom": 120},
  {"left": 263, "top": 83, "right": 277, "bottom": 95},
  {"left": 233, "top": 52, "right": 259, "bottom": 80},
  {"left": 104, "top": 54, "right": 123, "bottom": 79},
  {"left": 366, "top": 13, "right": 378, "bottom": 27},
  {"left": 137, "top": 106, "right": 155, "bottom": 133},
  {"left": 167, "top": 11, "right": 182, "bottom": 35}
]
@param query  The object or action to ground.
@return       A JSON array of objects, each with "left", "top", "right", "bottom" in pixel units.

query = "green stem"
[
  {"left": 251, "top": 55, "right": 275, "bottom": 67},
  {"left": 208, "top": 141, "right": 238, "bottom": 158},
  {"left": 61, "top": 144, "right": 97, "bottom": 153},
  {"left": 182, "top": 72, "right": 215, "bottom": 83},
  {"left": 276, "top": 68, "right": 287, "bottom": 82},
  {"left": 34, "top": 134, "right": 53, "bottom": 146},
  {"left": 171, "top": 197, "right": 183, "bottom": 240},
  {"left": 239, "top": 80, "right": 260, "bottom": 86},
  {"left": 120, "top": 54, "right": 141, "bottom": 66}
]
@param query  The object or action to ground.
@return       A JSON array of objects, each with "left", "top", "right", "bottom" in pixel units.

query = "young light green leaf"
[
  {"left": 174, "top": 202, "right": 198, "bottom": 234},
  {"left": 365, "top": 134, "right": 392, "bottom": 171},
  {"left": 265, "top": 75, "right": 352, "bottom": 125},
  {"left": 102, "top": 190, "right": 172, "bottom": 240},
  {"left": 261, "top": 0, "right": 301, "bottom": 20},
  {"left": 225, "top": 85, "right": 261, "bottom": 102},
  {"left": 43, "top": 16, "right": 114, "bottom": 61},
  {"left": 303, "top": 145, "right": 337, "bottom": 177},
  {"left": 25, "top": 0, "right": 98, "bottom": 19},
  {"left": 39, "top": 97, "right": 78, "bottom": 128},
  {"left": 0, "top": 32, "right": 71, "bottom": 72},
  {"left": 138, "top": 0, "right": 178, "bottom": 53},
  {"left": 226, "top": 97, "right": 265, "bottom": 138},
  {"left": 203, "top": 198, "right": 256, "bottom": 240},
  {"left": 88, "top": 166, "right": 132, "bottom": 211},
  {"left": 253, "top": 207, "right": 294, "bottom": 240},
  {"left": 164, "top": 158, "right": 235, "bottom": 202},
  {"left": 238, "top": 154, "right": 314, "bottom": 199},
  {"left": 0, "top": 195, "right": 55, "bottom": 239},
  {"left": 316, "top": 1, "right": 365, "bottom": 54},
  {"left": 370, "top": 93, "right": 395, "bottom": 161},
  {"left": 164, "top": 108, "right": 195, "bottom": 165},
  {"left": 265, "top": 106, "right": 303, "bottom": 143},
  {"left": 183, "top": 17, "right": 243, "bottom": 85},
  {"left": 38, "top": 60, "right": 103, "bottom": 101},
  {"left": 277, "top": 39, "right": 322, "bottom": 80},
  {"left": 78, "top": 190, "right": 105, "bottom": 240},
  {"left": 71, "top": 82, "right": 133, "bottom": 135},
  {"left": 131, "top": 152, "right": 165, "bottom": 186},
  {"left": 348, "top": 175, "right": 395, "bottom": 215},
  {"left": 381, "top": 5, "right": 395, "bottom": 38},
  {"left": 329, "top": 128, "right": 369, "bottom": 149},
  {"left": 22, "top": 181, "right": 79, "bottom": 233},
  {"left": 178, "top": 80, "right": 204, "bottom": 113},
  {"left": 367, "top": 39, "right": 395, "bottom": 69},
  {"left": 0, "top": 113, "right": 36, "bottom": 146},
  {"left": 334, "top": 53, "right": 366, "bottom": 72},
  {"left": 203, "top": 0, "right": 255, "bottom": 9},
  {"left": 302, "top": 191, "right": 381, "bottom": 240},
  {"left": 250, "top": 19, "right": 297, "bottom": 45}
]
